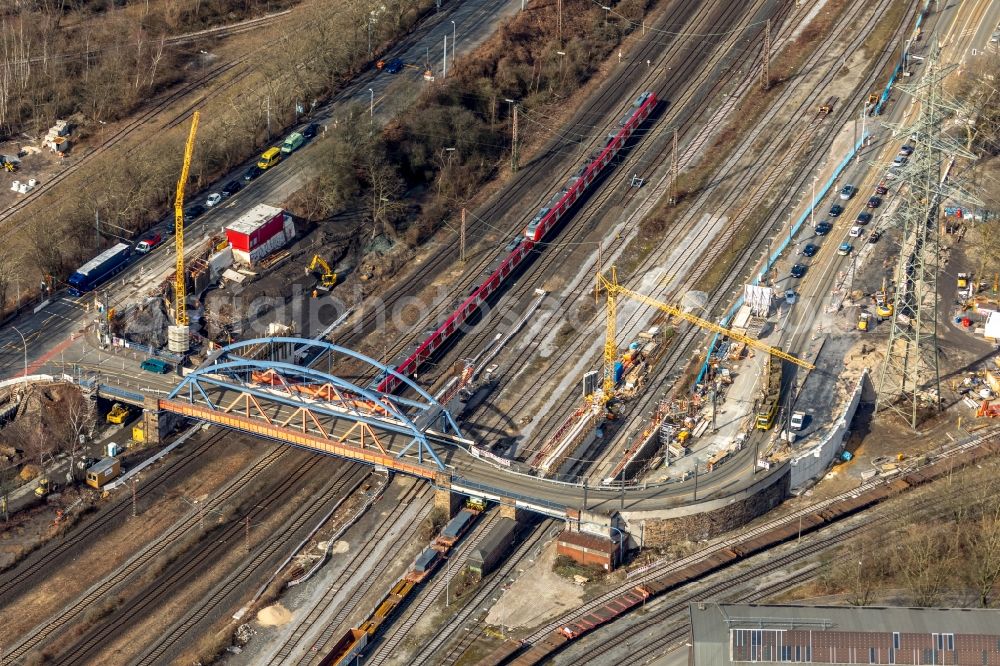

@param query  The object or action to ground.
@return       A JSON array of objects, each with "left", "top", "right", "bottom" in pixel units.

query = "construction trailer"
[
  {"left": 86, "top": 458, "right": 121, "bottom": 489},
  {"left": 224, "top": 204, "right": 295, "bottom": 266}
]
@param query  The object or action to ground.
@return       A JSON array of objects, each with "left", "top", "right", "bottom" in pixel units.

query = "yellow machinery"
[
  {"left": 857, "top": 311, "right": 871, "bottom": 331},
  {"left": 106, "top": 403, "right": 129, "bottom": 424},
  {"left": 34, "top": 478, "right": 56, "bottom": 498},
  {"left": 596, "top": 267, "right": 813, "bottom": 403},
  {"left": 174, "top": 112, "right": 200, "bottom": 327},
  {"left": 307, "top": 254, "right": 337, "bottom": 289}
]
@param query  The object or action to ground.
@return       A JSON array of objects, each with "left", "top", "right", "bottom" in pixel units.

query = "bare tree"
[{"left": 892, "top": 522, "right": 955, "bottom": 607}]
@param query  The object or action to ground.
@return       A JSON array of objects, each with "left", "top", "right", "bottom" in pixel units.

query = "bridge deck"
[{"left": 159, "top": 398, "right": 440, "bottom": 479}]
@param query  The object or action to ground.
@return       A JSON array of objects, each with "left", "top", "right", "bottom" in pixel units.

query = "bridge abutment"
[
  {"left": 434, "top": 472, "right": 462, "bottom": 516},
  {"left": 142, "top": 397, "right": 162, "bottom": 445}
]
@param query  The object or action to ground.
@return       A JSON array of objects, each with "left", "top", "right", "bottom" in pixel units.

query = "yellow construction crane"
[
  {"left": 307, "top": 254, "right": 337, "bottom": 289},
  {"left": 174, "top": 112, "right": 200, "bottom": 326},
  {"left": 595, "top": 267, "right": 814, "bottom": 402}
]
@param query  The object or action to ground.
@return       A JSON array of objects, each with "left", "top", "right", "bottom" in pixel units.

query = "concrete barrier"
[{"left": 790, "top": 369, "right": 870, "bottom": 490}]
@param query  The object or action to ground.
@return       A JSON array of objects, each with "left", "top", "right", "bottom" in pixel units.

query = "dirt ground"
[
  {"left": 0, "top": 432, "right": 277, "bottom": 647},
  {"left": 486, "top": 540, "right": 584, "bottom": 631}
]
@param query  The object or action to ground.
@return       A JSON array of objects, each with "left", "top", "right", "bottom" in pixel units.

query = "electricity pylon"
[{"left": 875, "top": 50, "right": 979, "bottom": 429}]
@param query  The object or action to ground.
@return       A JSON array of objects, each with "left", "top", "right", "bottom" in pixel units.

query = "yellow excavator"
[{"left": 307, "top": 254, "right": 337, "bottom": 290}]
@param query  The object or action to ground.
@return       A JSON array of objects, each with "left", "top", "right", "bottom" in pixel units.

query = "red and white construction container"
[{"left": 223, "top": 204, "right": 295, "bottom": 266}]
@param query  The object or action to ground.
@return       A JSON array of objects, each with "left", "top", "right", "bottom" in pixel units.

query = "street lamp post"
[
  {"left": 857, "top": 101, "right": 869, "bottom": 162},
  {"left": 368, "top": 88, "right": 374, "bottom": 125},
  {"left": 451, "top": 21, "right": 456, "bottom": 71},
  {"left": 556, "top": 51, "right": 566, "bottom": 86},
  {"left": 601, "top": 5, "right": 611, "bottom": 24},
  {"left": 11, "top": 326, "right": 27, "bottom": 385}
]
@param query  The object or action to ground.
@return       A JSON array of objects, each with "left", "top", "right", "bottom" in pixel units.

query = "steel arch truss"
[{"left": 168, "top": 337, "right": 465, "bottom": 468}]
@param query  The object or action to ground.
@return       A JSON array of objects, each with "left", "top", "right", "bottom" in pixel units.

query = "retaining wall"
[{"left": 790, "top": 369, "right": 871, "bottom": 490}]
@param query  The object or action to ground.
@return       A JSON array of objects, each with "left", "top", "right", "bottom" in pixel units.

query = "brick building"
[{"left": 689, "top": 603, "right": 1000, "bottom": 665}]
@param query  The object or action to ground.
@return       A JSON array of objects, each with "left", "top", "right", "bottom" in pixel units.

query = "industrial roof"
[
  {"left": 695, "top": 602, "right": 1000, "bottom": 635},
  {"left": 689, "top": 602, "right": 1000, "bottom": 665},
  {"left": 558, "top": 530, "right": 616, "bottom": 553},
  {"left": 225, "top": 203, "right": 283, "bottom": 236}
]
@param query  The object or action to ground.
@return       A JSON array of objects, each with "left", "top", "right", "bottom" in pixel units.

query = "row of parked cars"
[{"left": 205, "top": 122, "right": 320, "bottom": 208}]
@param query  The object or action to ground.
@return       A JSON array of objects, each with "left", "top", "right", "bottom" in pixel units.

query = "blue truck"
[{"left": 67, "top": 242, "right": 132, "bottom": 295}]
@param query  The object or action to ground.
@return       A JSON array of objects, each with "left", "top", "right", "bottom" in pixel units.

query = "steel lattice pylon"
[{"left": 875, "top": 51, "right": 978, "bottom": 429}]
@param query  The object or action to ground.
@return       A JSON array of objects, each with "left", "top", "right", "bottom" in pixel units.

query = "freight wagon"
[{"left": 469, "top": 518, "right": 521, "bottom": 578}]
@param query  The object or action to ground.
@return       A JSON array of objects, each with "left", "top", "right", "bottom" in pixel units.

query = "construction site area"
[{"left": 0, "top": 0, "right": 998, "bottom": 664}]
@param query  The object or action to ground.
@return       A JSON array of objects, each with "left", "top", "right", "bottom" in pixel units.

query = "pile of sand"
[{"left": 257, "top": 603, "right": 292, "bottom": 626}]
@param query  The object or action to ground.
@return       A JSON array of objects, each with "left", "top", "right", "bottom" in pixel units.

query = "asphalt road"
[{"left": 0, "top": 0, "right": 522, "bottom": 385}]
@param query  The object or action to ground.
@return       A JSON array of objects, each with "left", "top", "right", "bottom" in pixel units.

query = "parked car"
[
  {"left": 790, "top": 263, "right": 807, "bottom": 278},
  {"left": 849, "top": 225, "right": 862, "bottom": 238},
  {"left": 302, "top": 123, "right": 320, "bottom": 139},
  {"left": 802, "top": 243, "right": 819, "bottom": 257},
  {"left": 384, "top": 57, "right": 404, "bottom": 73},
  {"left": 875, "top": 184, "right": 889, "bottom": 195},
  {"left": 839, "top": 185, "right": 857, "bottom": 200},
  {"left": 856, "top": 212, "right": 873, "bottom": 225},
  {"left": 899, "top": 145, "right": 914, "bottom": 156},
  {"left": 784, "top": 289, "right": 797, "bottom": 305},
  {"left": 829, "top": 204, "right": 843, "bottom": 217},
  {"left": 893, "top": 155, "right": 908, "bottom": 166},
  {"left": 140, "top": 357, "right": 170, "bottom": 374},
  {"left": 868, "top": 230, "right": 881, "bottom": 243},
  {"left": 838, "top": 242, "right": 853, "bottom": 255},
  {"left": 206, "top": 192, "right": 222, "bottom": 207},
  {"left": 815, "top": 221, "right": 832, "bottom": 236},
  {"left": 222, "top": 180, "right": 243, "bottom": 197},
  {"left": 135, "top": 233, "right": 163, "bottom": 254},
  {"left": 243, "top": 165, "right": 263, "bottom": 182},
  {"left": 885, "top": 168, "right": 900, "bottom": 180},
  {"left": 184, "top": 204, "right": 206, "bottom": 222},
  {"left": 867, "top": 196, "right": 882, "bottom": 209}
]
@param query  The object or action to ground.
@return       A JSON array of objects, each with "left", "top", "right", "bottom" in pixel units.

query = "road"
[
  {"left": 0, "top": 0, "right": 522, "bottom": 387},
  {"left": 4, "top": 0, "right": 996, "bottom": 522}
]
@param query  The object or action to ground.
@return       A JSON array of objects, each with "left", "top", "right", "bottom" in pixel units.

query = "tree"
[
  {"left": 43, "top": 387, "right": 91, "bottom": 483},
  {"left": 892, "top": 522, "right": 955, "bottom": 607}
]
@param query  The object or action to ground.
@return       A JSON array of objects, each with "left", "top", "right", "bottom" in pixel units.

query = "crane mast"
[
  {"left": 166, "top": 112, "right": 199, "bottom": 354},
  {"left": 174, "top": 112, "right": 199, "bottom": 327}
]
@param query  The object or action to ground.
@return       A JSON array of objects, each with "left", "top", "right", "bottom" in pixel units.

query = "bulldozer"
[
  {"left": 34, "top": 478, "right": 59, "bottom": 498},
  {"left": 306, "top": 254, "right": 337, "bottom": 291}
]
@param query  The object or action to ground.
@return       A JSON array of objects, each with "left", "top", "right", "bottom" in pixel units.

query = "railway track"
[
  {"left": 263, "top": 483, "right": 430, "bottom": 665},
  {"left": 376, "top": 0, "right": 787, "bottom": 401},
  {"left": 363, "top": 510, "right": 503, "bottom": 666},
  {"left": 580, "top": 466, "right": 1000, "bottom": 665},
  {"left": 131, "top": 465, "right": 370, "bottom": 665},
  {"left": 585, "top": 0, "right": 922, "bottom": 482},
  {"left": 462, "top": 0, "right": 804, "bottom": 450},
  {"left": 0, "top": 437, "right": 301, "bottom": 663},
  {"left": 511, "top": 429, "right": 1000, "bottom": 662},
  {"left": 0, "top": 56, "right": 248, "bottom": 239},
  {"left": 408, "top": 520, "right": 560, "bottom": 666},
  {"left": 487, "top": 0, "right": 910, "bottom": 474},
  {"left": 335, "top": 0, "right": 739, "bottom": 377},
  {"left": 49, "top": 456, "right": 358, "bottom": 666}
]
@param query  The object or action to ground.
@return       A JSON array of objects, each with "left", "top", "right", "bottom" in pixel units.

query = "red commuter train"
[{"left": 377, "top": 91, "right": 658, "bottom": 393}]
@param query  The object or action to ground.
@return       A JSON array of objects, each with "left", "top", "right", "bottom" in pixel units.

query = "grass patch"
[{"left": 552, "top": 554, "right": 607, "bottom": 582}]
